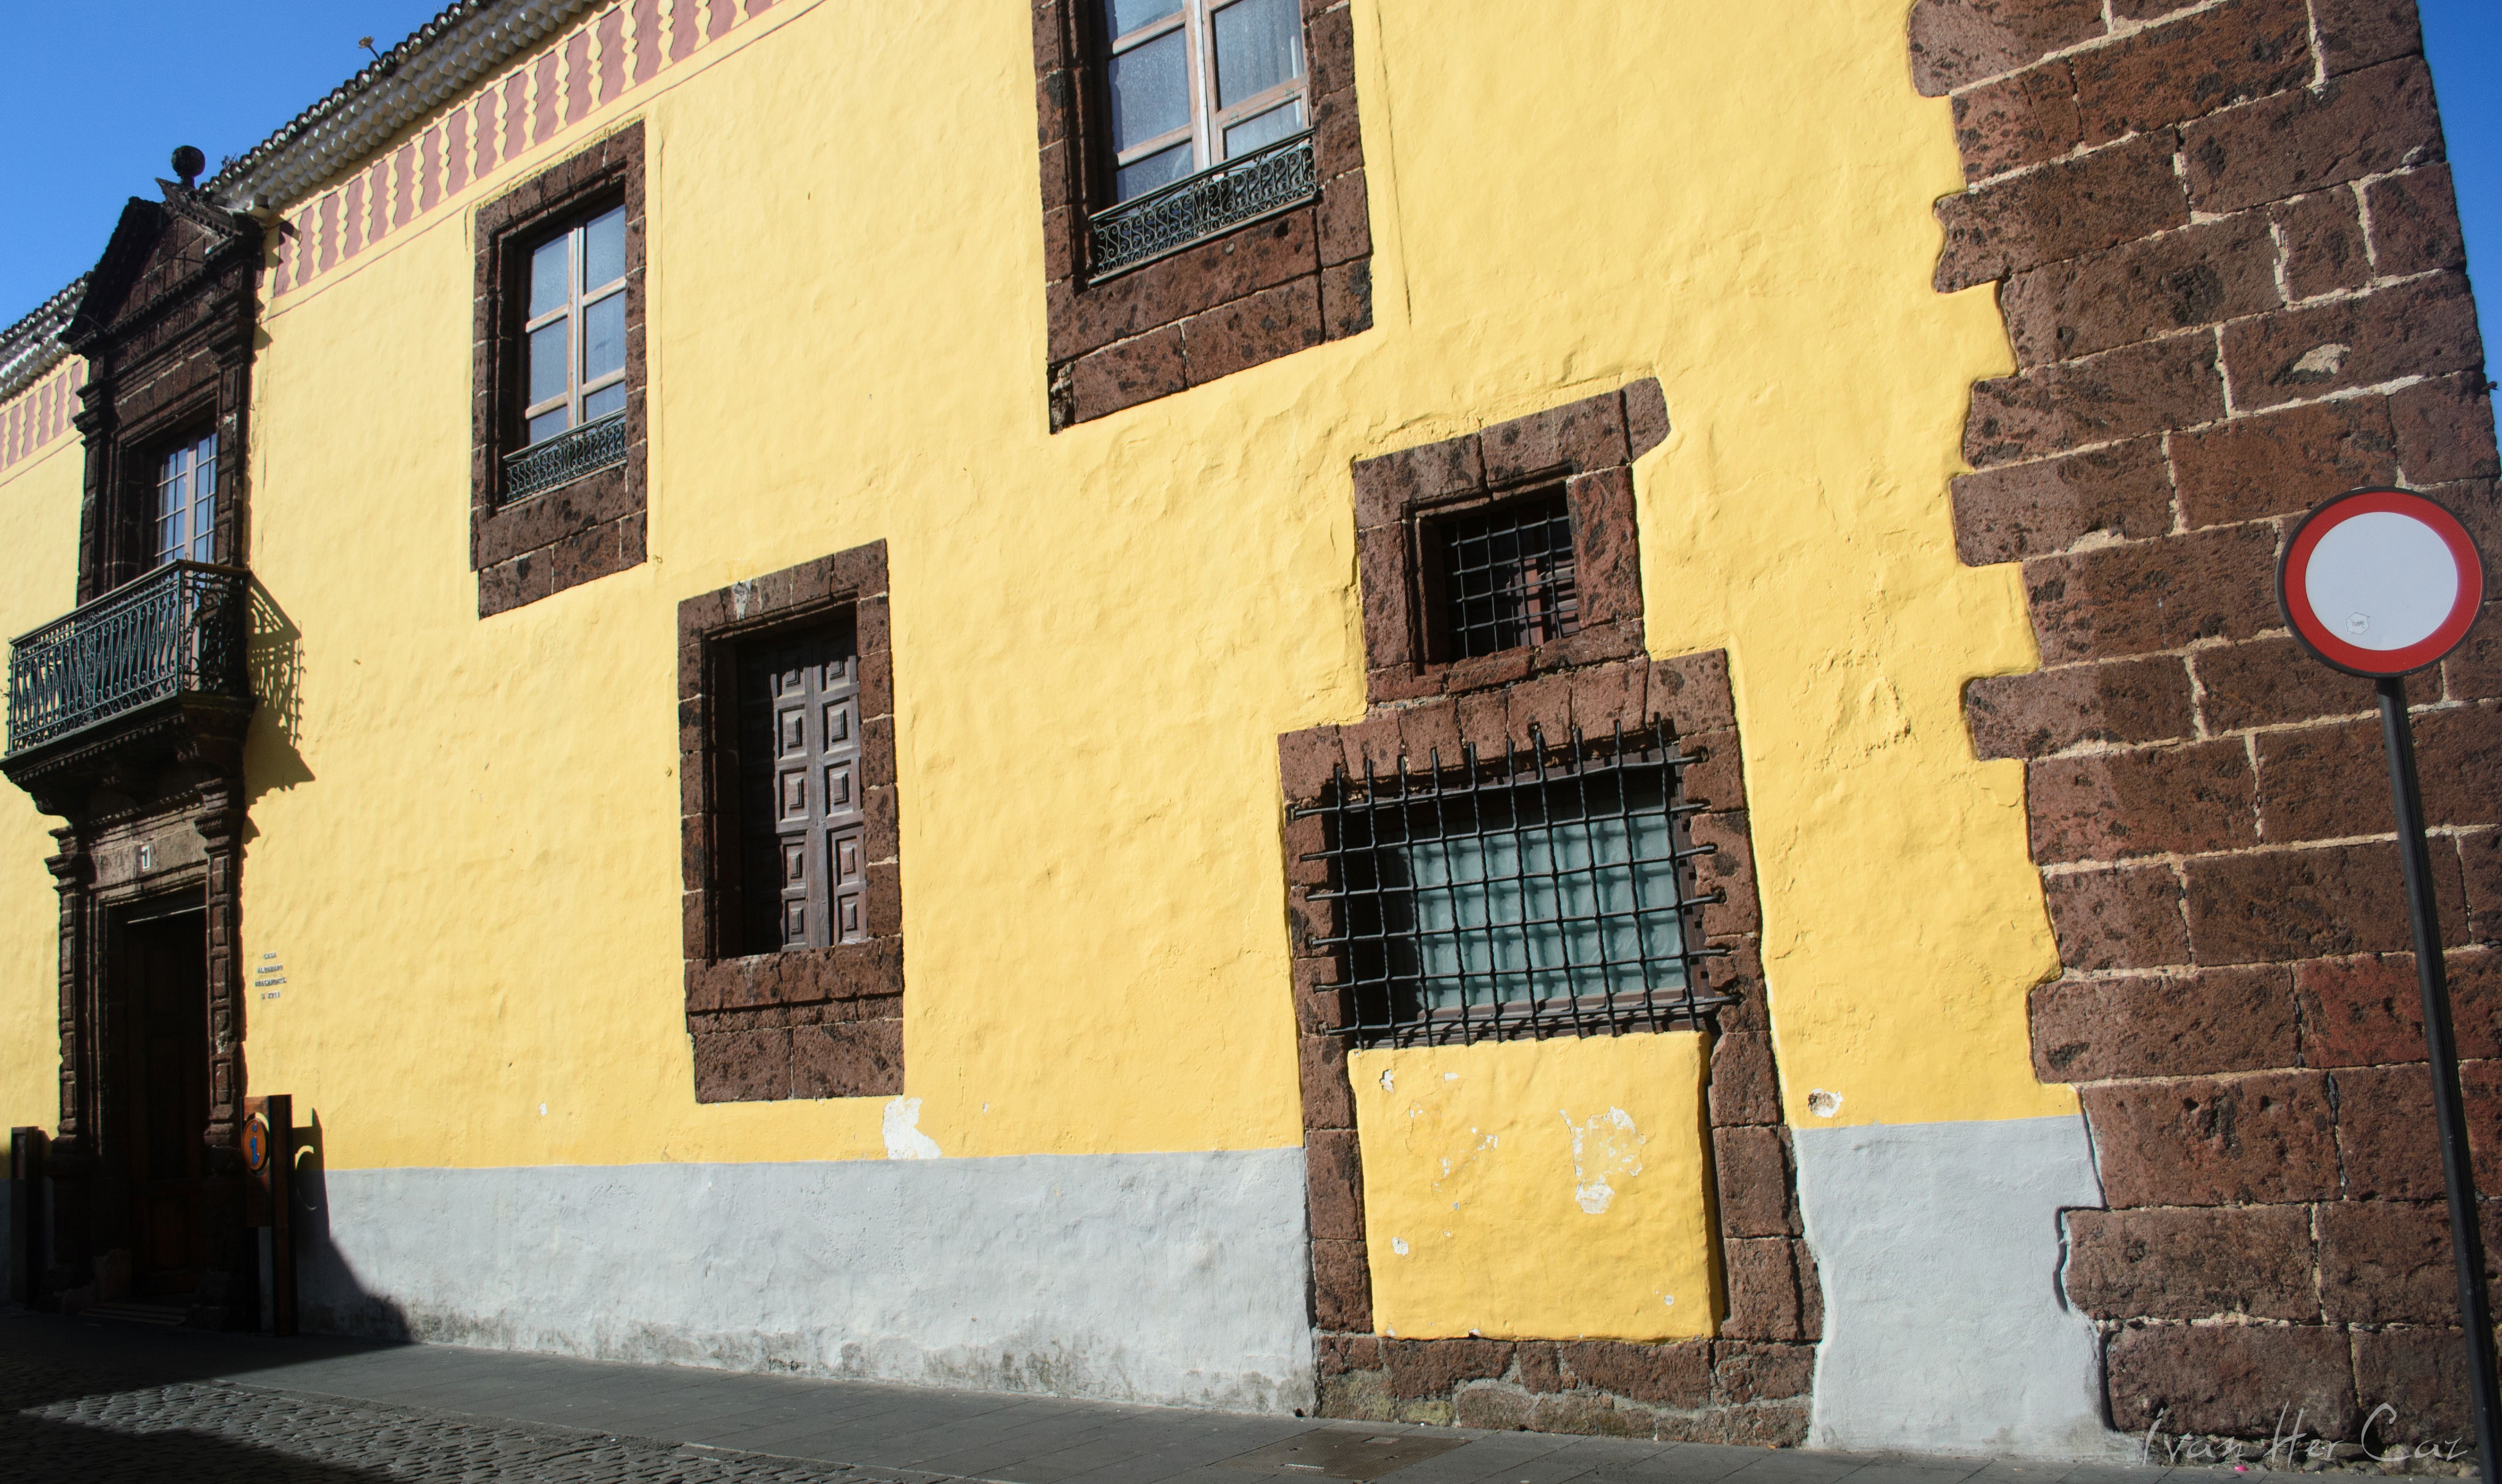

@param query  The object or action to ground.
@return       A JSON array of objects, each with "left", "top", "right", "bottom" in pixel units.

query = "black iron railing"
[
  {"left": 6, "top": 562, "right": 251, "bottom": 755},
  {"left": 503, "top": 410, "right": 626, "bottom": 503},
  {"left": 1089, "top": 130, "right": 1317, "bottom": 279}
]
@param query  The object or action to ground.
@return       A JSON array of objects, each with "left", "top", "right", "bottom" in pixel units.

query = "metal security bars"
[
  {"left": 1296, "top": 720, "right": 1732, "bottom": 1047},
  {"left": 1088, "top": 130, "right": 1316, "bottom": 278},
  {"left": 502, "top": 409, "right": 626, "bottom": 503},
  {"left": 1433, "top": 494, "right": 1578, "bottom": 659},
  {"left": 6, "top": 562, "right": 251, "bottom": 755}
]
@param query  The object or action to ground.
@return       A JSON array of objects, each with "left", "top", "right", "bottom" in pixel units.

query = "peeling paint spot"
[
  {"left": 1562, "top": 1106, "right": 1644, "bottom": 1214},
  {"left": 1379, "top": 1069, "right": 1395, "bottom": 1092},
  {"left": 882, "top": 1097, "right": 944, "bottom": 1159},
  {"left": 1391, "top": 1237, "right": 1409, "bottom": 1256},
  {"left": 1442, "top": 1072, "right": 1458, "bottom": 1081},
  {"left": 1808, "top": 1088, "right": 1843, "bottom": 1118}
]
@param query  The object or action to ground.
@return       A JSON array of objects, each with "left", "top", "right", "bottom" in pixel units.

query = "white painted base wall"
[
  {"left": 298, "top": 1148, "right": 1315, "bottom": 1414},
  {"left": 1794, "top": 1115, "right": 2130, "bottom": 1461}
]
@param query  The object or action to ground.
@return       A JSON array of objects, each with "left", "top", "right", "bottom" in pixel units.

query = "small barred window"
[
  {"left": 1426, "top": 493, "right": 1578, "bottom": 660},
  {"left": 1299, "top": 722, "right": 1728, "bottom": 1047}
]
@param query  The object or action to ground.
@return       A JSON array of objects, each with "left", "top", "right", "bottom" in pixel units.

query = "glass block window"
[
  {"left": 1101, "top": 0, "right": 1307, "bottom": 203},
  {"left": 1299, "top": 723, "right": 1729, "bottom": 1047},
  {"left": 520, "top": 204, "right": 627, "bottom": 449},
  {"left": 151, "top": 432, "right": 217, "bottom": 568},
  {"left": 1429, "top": 492, "right": 1579, "bottom": 659}
]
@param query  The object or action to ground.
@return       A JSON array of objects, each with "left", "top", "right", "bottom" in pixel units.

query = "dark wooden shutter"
[{"left": 736, "top": 619, "right": 865, "bottom": 952}]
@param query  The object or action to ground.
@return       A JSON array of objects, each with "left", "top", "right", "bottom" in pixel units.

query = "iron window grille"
[
  {"left": 1089, "top": 130, "right": 1317, "bottom": 277},
  {"left": 1426, "top": 492, "right": 1579, "bottom": 660},
  {"left": 6, "top": 562, "right": 251, "bottom": 755},
  {"left": 1296, "top": 720, "right": 1731, "bottom": 1047}
]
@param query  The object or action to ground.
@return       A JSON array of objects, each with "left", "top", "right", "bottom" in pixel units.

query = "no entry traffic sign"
[
  {"left": 2278, "top": 486, "right": 2496, "bottom": 1484},
  {"left": 2278, "top": 487, "right": 2484, "bottom": 677}
]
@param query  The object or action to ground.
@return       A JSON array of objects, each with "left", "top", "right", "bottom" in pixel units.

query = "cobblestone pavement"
[{"left": 0, "top": 1352, "right": 956, "bottom": 1483}]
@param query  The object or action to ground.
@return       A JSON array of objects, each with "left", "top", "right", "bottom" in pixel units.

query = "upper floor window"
[
  {"left": 152, "top": 432, "right": 217, "bottom": 568},
  {"left": 523, "top": 205, "right": 627, "bottom": 448},
  {"left": 1103, "top": 0, "right": 1307, "bottom": 203},
  {"left": 470, "top": 124, "right": 646, "bottom": 617}
]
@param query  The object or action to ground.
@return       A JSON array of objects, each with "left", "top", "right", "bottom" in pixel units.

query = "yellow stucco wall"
[
  {"left": 0, "top": 0, "right": 2073, "bottom": 1229},
  {"left": 1352, "top": 1034, "right": 1716, "bottom": 1341},
  {"left": 0, "top": 385, "right": 87, "bottom": 1135}
]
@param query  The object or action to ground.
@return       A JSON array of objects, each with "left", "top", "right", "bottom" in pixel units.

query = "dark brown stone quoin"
[{"left": 1924, "top": 0, "right": 2501, "bottom": 1441}]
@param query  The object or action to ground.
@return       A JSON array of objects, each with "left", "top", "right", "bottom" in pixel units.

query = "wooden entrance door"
[{"left": 119, "top": 912, "right": 210, "bottom": 1296}]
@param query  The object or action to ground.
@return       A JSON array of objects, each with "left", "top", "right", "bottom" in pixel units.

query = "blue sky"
[{"left": 0, "top": 2, "right": 2496, "bottom": 375}]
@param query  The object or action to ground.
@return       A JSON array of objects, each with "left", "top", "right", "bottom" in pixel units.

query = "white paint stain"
[
  {"left": 1561, "top": 1107, "right": 1644, "bottom": 1214},
  {"left": 1808, "top": 1089, "right": 1843, "bottom": 1118},
  {"left": 1391, "top": 1237, "right": 1409, "bottom": 1256},
  {"left": 1379, "top": 1069, "right": 1395, "bottom": 1092},
  {"left": 1442, "top": 1072, "right": 1458, "bottom": 1081},
  {"left": 882, "top": 1097, "right": 944, "bottom": 1159}
]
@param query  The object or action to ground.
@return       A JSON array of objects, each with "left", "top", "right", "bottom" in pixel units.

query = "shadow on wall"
[
  {"left": 288, "top": 1111, "right": 414, "bottom": 1341},
  {"left": 243, "top": 579, "right": 312, "bottom": 810}
]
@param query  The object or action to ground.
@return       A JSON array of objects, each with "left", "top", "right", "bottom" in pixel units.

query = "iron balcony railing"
[
  {"left": 502, "top": 410, "right": 627, "bottom": 503},
  {"left": 1088, "top": 130, "right": 1317, "bottom": 279},
  {"left": 6, "top": 562, "right": 251, "bottom": 756}
]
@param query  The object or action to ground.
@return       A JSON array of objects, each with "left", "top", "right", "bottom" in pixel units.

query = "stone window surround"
[
  {"left": 1032, "top": 0, "right": 1374, "bottom": 429},
  {"left": 677, "top": 540, "right": 904, "bottom": 1103},
  {"left": 1279, "top": 385, "right": 1818, "bottom": 1434},
  {"left": 1353, "top": 381, "right": 1669, "bottom": 707},
  {"left": 470, "top": 121, "right": 648, "bottom": 619},
  {"left": 68, "top": 191, "right": 261, "bottom": 606}
]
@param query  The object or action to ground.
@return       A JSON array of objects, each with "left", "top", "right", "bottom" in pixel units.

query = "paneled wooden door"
[
  {"left": 738, "top": 620, "right": 866, "bottom": 951},
  {"left": 117, "top": 910, "right": 211, "bottom": 1296}
]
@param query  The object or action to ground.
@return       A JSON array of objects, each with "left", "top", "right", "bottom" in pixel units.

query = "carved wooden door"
[
  {"left": 739, "top": 621, "right": 866, "bottom": 951},
  {"left": 119, "top": 913, "right": 209, "bottom": 1295}
]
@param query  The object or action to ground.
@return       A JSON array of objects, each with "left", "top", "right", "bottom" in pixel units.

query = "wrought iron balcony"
[
  {"left": 503, "top": 410, "right": 627, "bottom": 503},
  {"left": 6, "top": 562, "right": 252, "bottom": 757},
  {"left": 1088, "top": 130, "right": 1317, "bottom": 279}
]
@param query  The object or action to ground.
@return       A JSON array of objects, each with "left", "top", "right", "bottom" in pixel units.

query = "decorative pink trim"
[
  {"left": 633, "top": 0, "right": 662, "bottom": 81},
  {"left": 392, "top": 145, "right": 416, "bottom": 227},
  {"left": 533, "top": 53, "right": 561, "bottom": 142}
]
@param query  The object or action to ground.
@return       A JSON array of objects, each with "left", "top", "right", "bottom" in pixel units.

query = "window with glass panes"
[
  {"left": 521, "top": 204, "right": 627, "bottom": 448},
  {"left": 1102, "top": 0, "right": 1307, "bottom": 203},
  {"left": 152, "top": 432, "right": 217, "bottom": 568}
]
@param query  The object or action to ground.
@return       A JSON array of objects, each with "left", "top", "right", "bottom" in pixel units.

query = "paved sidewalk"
[{"left": 0, "top": 1309, "right": 2176, "bottom": 1484}]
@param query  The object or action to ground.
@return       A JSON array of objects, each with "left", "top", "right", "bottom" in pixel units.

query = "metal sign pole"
[{"left": 2375, "top": 672, "right": 2500, "bottom": 1484}]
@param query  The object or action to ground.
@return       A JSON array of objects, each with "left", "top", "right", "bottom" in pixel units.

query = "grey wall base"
[
  {"left": 1795, "top": 1115, "right": 2129, "bottom": 1461},
  {"left": 298, "top": 1147, "right": 1315, "bottom": 1414}
]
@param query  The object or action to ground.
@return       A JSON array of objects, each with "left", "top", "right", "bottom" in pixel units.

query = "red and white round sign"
[{"left": 2278, "top": 487, "right": 2486, "bottom": 677}]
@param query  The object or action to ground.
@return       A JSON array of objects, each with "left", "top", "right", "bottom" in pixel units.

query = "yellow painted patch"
[{"left": 1351, "top": 1034, "right": 1714, "bottom": 1340}]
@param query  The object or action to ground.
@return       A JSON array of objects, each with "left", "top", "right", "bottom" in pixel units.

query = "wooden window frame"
[
  {"left": 1033, "top": 0, "right": 1374, "bottom": 428},
  {"left": 518, "top": 204, "right": 630, "bottom": 445},
  {"left": 149, "top": 429, "right": 220, "bottom": 571},
  {"left": 1103, "top": 0, "right": 1309, "bottom": 201},
  {"left": 470, "top": 124, "right": 647, "bottom": 619},
  {"left": 678, "top": 541, "right": 905, "bottom": 1103}
]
